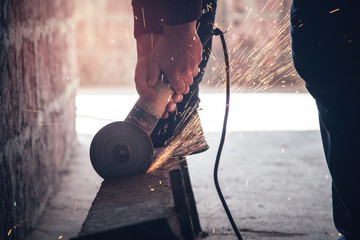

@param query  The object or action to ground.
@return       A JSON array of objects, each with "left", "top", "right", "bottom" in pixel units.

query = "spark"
[
  {"left": 73, "top": 201, "right": 78, "bottom": 214},
  {"left": 125, "top": 27, "right": 133, "bottom": 52},
  {"left": 59, "top": 236, "right": 63, "bottom": 239},
  {"left": 141, "top": 7, "right": 146, "bottom": 28},
  {"left": 159, "top": 180, "right": 162, "bottom": 184},
  {"left": 281, "top": 147, "right": 285, "bottom": 153},
  {"left": 7, "top": 229, "right": 12, "bottom": 236},
  {"left": 213, "top": 228, "right": 216, "bottom": 233},
  {"left": 22, "top": 109, "right": 44, "bottom": 113},
  {"left": 82, "top": 25, "right": 97, "bottom": 47},
  {"left": 14, "top": 202, "right": 16, "bottom": 207},
  {"left": 209, "top": 0, "right": 301, "bottom": 93},
  {"left": 110, "top": 40, "right": 115, "bottom": 44},
  {"left": 147, "top": 104, "right": 207, "bottom": 172},
  {"left": 185, "top": 49, "right": 198, "bottom": 62},
  {"left": 287, "top": 197, "right": 291, "bottom": 201},
  {"left": 329, "top": 8, "right": 340, "bottom": 14}
]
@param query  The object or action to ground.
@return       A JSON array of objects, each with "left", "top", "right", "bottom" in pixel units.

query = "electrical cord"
[{"left": 212, "top": 28, "right": 244, "bottom": 240}]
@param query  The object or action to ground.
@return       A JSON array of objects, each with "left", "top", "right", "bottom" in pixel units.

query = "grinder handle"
[{"left": 125, "top": 71, "right": 174, "bottom": 135}]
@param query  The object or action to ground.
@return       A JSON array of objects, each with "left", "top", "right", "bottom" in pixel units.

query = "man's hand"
[
  {"left": 134, "top": 21, "right": 202, "bottom": 118},
  {"left": 149, "top": 22, "right": 202, "bottom": 95}
]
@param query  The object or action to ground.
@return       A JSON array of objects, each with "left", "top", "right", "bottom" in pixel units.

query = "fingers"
[
  {"left": 172, "top": 93, "right": 183, "bottom": 103},
  {"left": 134, "top": 57, "right": 157, "bottom": 102}
]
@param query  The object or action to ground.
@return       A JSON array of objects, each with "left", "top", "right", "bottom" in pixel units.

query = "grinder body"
[{"left": 90, "top": 75, "right": 173, "bottom": 179}]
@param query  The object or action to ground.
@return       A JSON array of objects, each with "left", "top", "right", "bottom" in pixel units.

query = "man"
[
  {"left": 131, "top": 0, "right": 216, "bottom": 153},
  {"left": 291, "top": 1, "right": 360, "bottom": 239}
]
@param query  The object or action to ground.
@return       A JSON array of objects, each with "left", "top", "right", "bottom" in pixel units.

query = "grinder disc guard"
[{"left": 90, "top": 121, "right": 154, "bottom": 179}]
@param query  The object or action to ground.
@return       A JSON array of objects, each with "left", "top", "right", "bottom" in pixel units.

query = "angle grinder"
[{"left": 90, "top": 74, "right": 173, "bottom": 179}]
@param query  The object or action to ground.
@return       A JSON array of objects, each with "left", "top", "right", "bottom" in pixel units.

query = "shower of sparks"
[
  {"left": 147, "top": 0, "right": 302, "bottom": 172},
  {"left": 147, "top": 104, "right": 208, "bottom": 172},
  {"left": 207, "top": 0, "right": 301, "bottom": 93}
]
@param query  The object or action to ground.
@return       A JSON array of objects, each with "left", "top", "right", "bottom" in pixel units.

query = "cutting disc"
[{"left": 90, "top": 121, "right": 154, "bottom": 179}]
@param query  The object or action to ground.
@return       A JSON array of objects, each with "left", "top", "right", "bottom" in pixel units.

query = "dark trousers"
[{"left": 291, "top": 1, "right": 360, "bottom": 238}]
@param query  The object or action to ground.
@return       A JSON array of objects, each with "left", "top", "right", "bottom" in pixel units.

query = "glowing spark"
[
  {"left": 196, "top": 22, "right": 201, "bottom": 32},
  {"left": 59, "top": 236, "right": 63, "bottom": 239},
  {"left": 82, "top": 25, "right": 97, "bottom": 47},
  {"left": 287, "top": 197, "right": 291, "bottom": 201},
  {"left": 125, "top": 28, "right": 133, "bottom": 52},
  {"left": 110, "top": 40, "right": 115, "bottom": 44},
  {"left": 159, "top": 180, "right": 162, "bottom": 184},
  {"left": 8, "top": 229, "right": 12, "bottom": 236},
  {"left": 141, "top": 7, "right": 146, "bottom": 28},
  {"left": 22, "top": 109, "right": 43, "bottom": 113},
  {"left": 14, "top": 202, "right": 16, "bottom": 207},
  {"left": 185, "top": 49, "right": 198, "bottom": 62},
  {"left": 299, "top": 23, "right": 303, "bottom": 27},
  {"left": 329, "top": 8, "right": 340, "bottom": 14},
  {"left": 213, "top": 228, "right": 216, "bottom": 233},
  {"left": 73, "top": 201, "right": 78, "bottom": 214},
  {"left": 150, "top": 188, "right": 155, "bottom": 191},
  {"left": 281, "top": 147, "right": 285, "bottom": 153}
]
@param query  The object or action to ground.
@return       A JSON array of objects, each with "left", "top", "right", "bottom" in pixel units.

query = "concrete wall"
[{"left": 0, "top": 1, "right": 77, "bottom": 239}]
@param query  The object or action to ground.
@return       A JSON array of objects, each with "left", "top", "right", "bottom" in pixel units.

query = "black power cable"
[{"left": 212, "top": 28, "right": 244, "bottom": 240}]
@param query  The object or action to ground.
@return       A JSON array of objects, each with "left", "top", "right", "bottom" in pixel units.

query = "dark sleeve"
[
  {"left": 160, "top": 0, "right": 203, "bottom": 25},
  {"left": 132, "top": 0, "right": 163, "bottom": 38},
  {"left": 132, "top": 0, "right": 203, "bottom": 38}
]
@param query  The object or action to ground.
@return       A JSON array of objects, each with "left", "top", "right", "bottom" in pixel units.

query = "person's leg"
[
  {"left": 151, "top": 0, "right": 217, "bottom": 149},
  {"left": 317, "top": 100, "right": 360, "bottom": 239},
  {"left": 290, "top": 2, "right": 360, "bottom": 238}
]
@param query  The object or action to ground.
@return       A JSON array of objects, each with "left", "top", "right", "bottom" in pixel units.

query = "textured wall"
[{"left": 0, "top": 1, "right": 77, "bottom": 239}]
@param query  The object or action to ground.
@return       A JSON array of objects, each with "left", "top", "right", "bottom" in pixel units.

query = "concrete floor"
[{"left": 25, "top": 91, "right": 341, "bottom": 240}]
